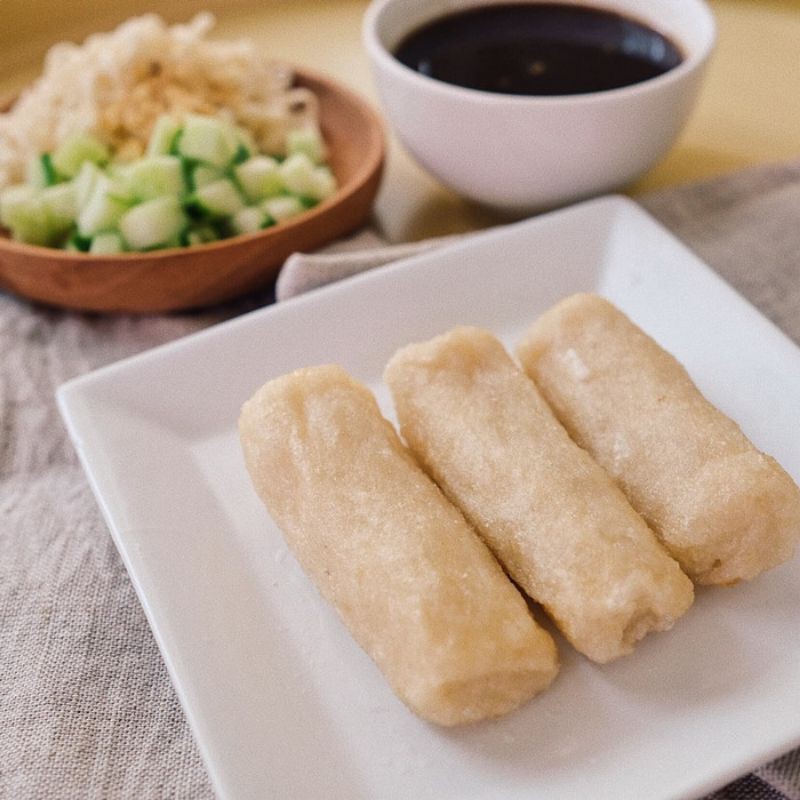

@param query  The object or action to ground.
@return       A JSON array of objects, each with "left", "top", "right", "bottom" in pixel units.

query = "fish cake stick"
[
  {"left": 385, "top": 328, "right": 693, "bottom": 664},
  {"left": 517, "top": 293, "right": 800, "bottom": 585},
  {"left": 239, "top": 365, "right": 558, "bottom": 726}
]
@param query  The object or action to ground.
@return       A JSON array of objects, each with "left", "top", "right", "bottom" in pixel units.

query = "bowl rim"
[
  {"left": 0, "top": 66, "right": 385, "bottom": 261},
  {"left": 362, "top": 0, "right": 717, "bottom": 106}
]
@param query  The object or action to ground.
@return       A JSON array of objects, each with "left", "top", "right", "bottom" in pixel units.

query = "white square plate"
[{"left": 58, "top": 196, "right": 800, "bottom": 800}]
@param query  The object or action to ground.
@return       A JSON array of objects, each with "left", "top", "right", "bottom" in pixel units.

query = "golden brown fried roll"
[
  {"left": 517, "top": 293, "right": 800, "bottom": 585},
  {"left": 385, "top": 328, "right": 693, "bottom": 664},
  {"left": 239, "top": 365, "right": 559, "bottom": 726}
]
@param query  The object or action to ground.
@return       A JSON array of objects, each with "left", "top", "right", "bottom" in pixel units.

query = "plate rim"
[{"left": 57, "top": 193, "right": 800, "bottom": 800}]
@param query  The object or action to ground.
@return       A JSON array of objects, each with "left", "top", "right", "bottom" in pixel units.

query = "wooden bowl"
[{"left": 0, "top": 69, "right": 384, "bottom": 313}]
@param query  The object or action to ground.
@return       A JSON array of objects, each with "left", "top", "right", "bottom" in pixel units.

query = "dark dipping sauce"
[{"left": 394, "top": 3, "right": 683, "bottom": 96}]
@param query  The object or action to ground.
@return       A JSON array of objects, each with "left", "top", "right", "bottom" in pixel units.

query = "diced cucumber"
[
  {"left": 178, "top": 114, "right": 238, "bottom": 168},
  {"left": 286, "top": 127, "right": 326, "bottom": 165},
  {"left": 147, "top": 115, "right": 181, "bottom": 156},
  {"left": 192, "top": 164, "right": 225, "bottom": 190},
  {"left": 184, "top": 231, "right": 207, "bottom": 247},
  {"left": 126, "top": 155, "right": 185, "bottom": 200},
  {"left": 77, "top": 177, "right": 129, "bottom": 236},
  {"left": 89, "top": 231, "right": 125, "bottom": 254},
  {"left": 235, "top": 124, "right": 258, "bottom": 156},
  {"left": 52, "top": 133, "right": 109, "bottom": 178},
  {"left": 182, "top": 224, "right": 220, "bottom": 246},
  {"left": 107, "top": 162, "right": 133, "bottom": 181},
  {"left": 73, "top": 161, "right": 103, "bottom": 208},
  {"left": 178, "top": 157, "right": 194, "bottom": 191},
  {"left": 234, "top": 156, "right": 282, "bottom": 202},
  {"left": 0, "top": 110, "right": 333, "bottom": 252},
  {"left": 278, "top": 153, "right": 318, "bottom": 197},
  {"left": 1, "top": 184, "right": 36, "bottom": 225},
  {"left": 232, "top": 143, "right": 251, "bottom": 165},
  {"left": 67, "top": 232, "right": 92, "bottom": 252},
  {"left": 231, "top": 206, "right": 267, "bottom": 235},
  {"left": 308, "top": 165, "right": 337, "bottom": 202},
  {"left": 119, "top": 196, "right": 188, "bottom": 250},
  {"left": 106, "top": 179, "right": 137, "bottom": 206},
  {"left": 261, "top": 195, "right": 304, "bottom": 223},
  {"left": 161, "top": 234, "right": 184, "bottom": 250},
  {"left": 287, "top": 166, "right": 337, "bottom": 204},
  {"left": 11, "top": 210, "right": 52, "bottom": 245},
  {"left": 0, "top": 185, "right": 50, "bottom": 245},
  {"left": 26, "top": 153, "right": 59, "bottom": 188},
  {"left": 40, "top": 183, "right": 77, "bottom": 236},
  {"left": 187, "top": 179, "right": 244, "bottom": 218},
  {"left": 224, "top": 121, "right": 249, "bottom": 160}
]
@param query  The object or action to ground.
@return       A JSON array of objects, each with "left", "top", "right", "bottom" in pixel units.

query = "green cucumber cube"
[
  {"left": 40, "top": 183, "right": 77, "bottom": 236},
  {"left": 234, "top": 156, "right": 282, "bottom": 202},
  {"left": 89, "top": 231, "right": 125, "bottom": 254},
  {"left": 106, "top": 179, "right": 137, "bottom": 206},
  {"left": 178, "top": 114, "right": 238, "bottom": 168},
  {"left": 13, "top": 212, "right": 52, "bottom": 246},
  {"left": 278, "top": 153, "right": 317, "bottom": 197},
  {"left": 261, "top": 195, "right": 304, "bottom": 223},
  {"left": 287, "top": 166, "right": 337, "bottom": 204},
  {"left": 231, "top": 206, "right": 266, "bottom": 235},
  {"left": 126, "top": 155, "right": 185, "bottom": 200},
  {"left": 232, "top": 142, "right": 251, "bottom": 165},
  {"left": 286, "top": 127, "right": 326, "bottom": 164},
  {"left": 77, "top": 178, "right": 129, "bottom": 236},
  {"left": 183, "top": 224, "right": 219, "bottom": 246},
  {"left": 235, "top": 124, "right": 258, "bottom": 156},
  {"left": 119, "top": 196, "right": 188, "bottom": 250},
  {"left": 0, "top": 185, "right": 50, "bottom": 245},
  {"left": 67, "top": 232, "right": 92, "bottom": 252},
  {"left": 186, "top": 226, "right": 219, "bottom": 246},
  {"left": 192, "top": 164, "right": 225, "bottom": 190},
  {"left": 224, "top": 121, "right": 248, "bottom": 157},
  {"left": 52, "top": 133, "right": 109, "bottom": 178},
  {"left": 1, "top": 184, "right": 36, "bottom": 226},
  {"left": 26, "top": 153, "right": 59, "bottom": 188},
  {"left": 73, "top": 161, "right": 103, "bottom": 208},
  {"left": 308, "top": 166, "right": 337, "bottom": 202},
  {"left": 147, "top": 115, "right": 181, "bottom": 156},
  {"left": 190, "top": 179, "right": 244, "bottom": 218},
  {"left": 107, "top": 162, "right": 133, "bottom": 181}
]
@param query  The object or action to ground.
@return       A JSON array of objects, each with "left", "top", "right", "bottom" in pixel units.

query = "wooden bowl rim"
[{"left": 0, "top": 66, "right": 385, "bottom": 262}]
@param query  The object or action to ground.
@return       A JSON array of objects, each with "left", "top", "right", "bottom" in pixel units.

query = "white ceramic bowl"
[{"left": 363, "top": 0, "right": 715, "bottom": 212}]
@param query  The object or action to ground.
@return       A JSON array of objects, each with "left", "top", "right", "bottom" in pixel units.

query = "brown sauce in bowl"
[{"left": 394, "top": 3, "right": 683, "bottom": 96}]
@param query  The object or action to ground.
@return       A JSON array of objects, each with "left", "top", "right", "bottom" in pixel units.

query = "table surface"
[{"left": 2, "top": 0, "right": 799, "bottom": 241}]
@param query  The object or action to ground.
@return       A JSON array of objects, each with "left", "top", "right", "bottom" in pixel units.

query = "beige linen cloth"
[{"left": 3, "top": 162, "right": 800, "bottom": 800}]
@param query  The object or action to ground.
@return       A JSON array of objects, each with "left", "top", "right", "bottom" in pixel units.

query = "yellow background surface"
[{"left": 2, "top": 0, "right": 799, "bottom": 239}]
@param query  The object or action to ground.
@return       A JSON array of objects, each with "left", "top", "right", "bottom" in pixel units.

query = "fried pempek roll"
[
  {"left": 385, "top": 328, "right": 693, "bottom": 664},
  {"left": 517, "top": 293, "right": 800, "bottom": 585},
  {"left": 239, "top": 364, "right": 559, "bottom": 726}
]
